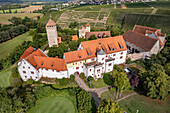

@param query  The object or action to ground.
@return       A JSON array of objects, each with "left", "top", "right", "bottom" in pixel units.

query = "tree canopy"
[{"left": 97, "top": 99, "right": 123, "bottom": 113}]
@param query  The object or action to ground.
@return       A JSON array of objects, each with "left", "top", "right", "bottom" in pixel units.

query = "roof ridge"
[
  {"left": 131, "top": 30, "right": 158, "bottom": 41},
  {"left": 134, "top": 25, "right": 158, "bottom": 30}
]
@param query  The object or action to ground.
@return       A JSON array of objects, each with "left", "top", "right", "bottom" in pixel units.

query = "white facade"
[
  {"left": 18, "top": 60, "right": 40, "bottom": 81},
  {"left": 79, "top": 25, "right": 90, "bottom": 38},
  {"left": 65, "top": 49, "right": 127, "bottom": 80},
  {"left": 46, "top": 24, "right": 58, "bottom": 47}
]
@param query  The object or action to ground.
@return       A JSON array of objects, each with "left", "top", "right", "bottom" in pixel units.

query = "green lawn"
[
  {"left": 0, "top": 67, "right": 12, "bottom": 88},
  {"left": 29, "top": 92, "right": 78, "bottom": 113},
  {"left": 119, "top": 94, "right": 170, "bottom": 113},
  {"left": 91, "top": 78, "right": 108, "bottom": 88},
  {"left": 0, "top": 32, "right": 32, "bottom": 59}
]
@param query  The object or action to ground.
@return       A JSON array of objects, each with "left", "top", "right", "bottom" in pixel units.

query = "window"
[
  {"left": 91, "top": 58, "right": 95, "bottom": 61},
  {"left": 90, "top": 69, "right": 91, "bottom": 71},
  {"left": 53, "top": 41, "right": 55, "bottom": 43},
  {"left": 24, "top": 62, "right": 26, "bottom": 64},
  {"left": 109, "top": 63, "right": 112, "bottom": 66},
  {"left": 82, "top": 66, "right": 83, "bottom": 68},
  {"left": 97, "top": 69, "right": 100, "bottom": 72},
  {"left": 23, "top": 71, "right": 26, "bottom": 74},
  {"left": 102, "top": 58, "right": 104, "bottom": 60},
  {"left": 36, "top": 77, "right": 37, "bottom": 79},
  {"left": 121, "top": 52, "right": 123, "bottom": 55},
  {"left": 25, "top": 76, "right": 27, "bottom": 78},
  {"left": 75, "top": 63, "right": 77, "bottom": 65},
  {"left": 31, "top": 71, "right": 34, "bottom": 74},
  {"left": 28, "top": 67, "right": 30, "bottom": 69},
  {"left": 73, "top": 63, "right": 74, "bottom": 65},
  {"left": 76, "top": 67, "right": 79, "bottom": 70},
  {"left": 113, "top": 58, "right": 115, "bottom": 60},
  {"left": 23, "top": 66, "right": 25, "bottom": 68},
  {"left": 113, "top": 54, "right": 116, "bottom": 56},
  {"left": 120, "top": 56, "right": 123, "bottom": 59}
]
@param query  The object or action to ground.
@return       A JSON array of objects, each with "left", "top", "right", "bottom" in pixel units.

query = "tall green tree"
[
  {"left": 142, "top": 64, "right": 170, "bottom": 100},
  {"left": 97, "top": 99, "right": 123, "bottom": 113},
  {"left": 111, "top": 68, "right": 130, "bottom": 99}
]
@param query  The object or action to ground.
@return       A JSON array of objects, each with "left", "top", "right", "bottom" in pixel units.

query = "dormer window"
[{"left": 118, "top": 43, "right": 124, "bottom": 49}]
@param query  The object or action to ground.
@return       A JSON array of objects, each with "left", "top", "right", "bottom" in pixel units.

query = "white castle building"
[
  {"left": 18, "top": 36, "right": 128, "bottom": 81},
  {"left": 79, "top": 24, "right": 90, "bottom": 38}
]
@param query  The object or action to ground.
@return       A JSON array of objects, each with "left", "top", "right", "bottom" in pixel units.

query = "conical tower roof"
[{"left": 46, "top": 19, "right": 56, "bottom": 26}]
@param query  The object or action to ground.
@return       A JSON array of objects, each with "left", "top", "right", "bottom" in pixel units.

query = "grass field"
[
  {"left": 29, "top": 91, "right": 78, "bottom": 113},
  {"left": 0, "top": 67, "right": 12, "bottom": 88},
  {"left": 0, "top": 13, "right": 43, "bottom": 24},
  {"left": 19, "top": 5, "right": 43, "bottom": 13},
  {"left": 0, "top": 9, "right": 22, "bottom": 14},
  {"left": 90, "top": 78, "right": 108, "bottom": 88},
  {"left": 0, "top": 32, "right": 32, "bottom": 60},
  {"left": 119, "top": 94, "right": 170, "bottom": 113}
]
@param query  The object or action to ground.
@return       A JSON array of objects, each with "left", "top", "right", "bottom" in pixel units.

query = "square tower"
[{"left": 46, "top": 19, "right": 58, "bottom": 47}]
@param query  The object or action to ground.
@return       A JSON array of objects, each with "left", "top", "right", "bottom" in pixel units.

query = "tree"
[
  {"left": 37, "top": 16, "right": 40, "bottom": 20},
  {"left": 142, "top": 64, "right": 170, "bottom": 100},
  {"left": 164, "top": 63, "right": 170, "bottom": 75},
  {"left": 69, "top": 21, "right": 79, "bottom": 29},
  {"left": 9, "top": 9, "right": 12, "bottom": 13},
  {"left": 112, "top": 70, "right": 130, "bottom": 99},
  {"left": 97, "top": 99, "right": 123, "bottom": 113},
  {"left": 130, "top": 74, "right": 139, "bottom": 88},
  {"left": 58, "top": 78, "right": 69, "bottom": 86},
  {"left": 77, "top": 90, "right": 96, "bottom": 113},
  {"left": 89, "top": 35, "right": 97, "bottom": 40},
  {"left": 88, "top": 76, "right": 94, "bottom": 87},
  {"left": 69, "top": 40, "right": 78, "bottom": 51}
]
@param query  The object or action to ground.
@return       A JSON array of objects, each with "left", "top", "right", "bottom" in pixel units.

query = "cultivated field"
[
  {"left": 0, "top": 13, "right": 43, "bottom": 24},
  {"left": 0, "top": 32, "right": 32, "bottom": 60},
  {"left": 19, "top": 5, "right": 43, "bottom": 13},
  {"left": 29, "top": 92, "right": 78, "bottom": 113}
]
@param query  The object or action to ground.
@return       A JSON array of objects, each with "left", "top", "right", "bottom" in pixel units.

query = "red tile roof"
[
  {"left": 24, "top": 49, "right": 47, "bottom": 67},
  {"left": 34, "top": 56, "right": 67, "bottom": 71},
  {"left": 86, "top": 31, "right": 111, "bottom": 39},
  {"left": 64, "top": 36, "right": 127, "bottom": 63},
  {"left": 46, "top": 19, "right": 56, "bottom": 27},
  {"left": 72, "top": 35, "right": 79, "bottom": 41},
  {"left": 133, "top": 25, "right": 158, "bottom": 35},
  {"left": 123, "top": 30, "right": 158, "bottom": 51},
  {"left": 19, "top": 46, "right": 35, "bottom": 60},
  {"left": 85, "top": 23, "right": 90, "bottom": 27},
  {"left": 57, "top": 37, "right": 62, "bottom": 43},
  {"left": 20, "top": 46, "right": 67, "bottom": 71}
]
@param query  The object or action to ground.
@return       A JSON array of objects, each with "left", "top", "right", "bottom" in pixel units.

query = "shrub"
[
  {"left": 79, "top": 72, "right": 86, "bottom": 80},
  {"left": 103, "top": 73, "right": 113, "bottom": 85},
  {"left": 88, "top": 76, "right": 94, "bottom": 81},
  {"left": 68, "top": 88, "right": 76, "bottom": 96},
  {"left": 70, "top": 74, "right": 75, "bottom": 82},
  {"left": 58, "top": 78, "right": 69, "bottom": 86},
  {"left": 25, "top": 79, "right": 34, "bottom": 84},
  {"left": 113, "top": 65, "right": 123, "bottom": 72}
]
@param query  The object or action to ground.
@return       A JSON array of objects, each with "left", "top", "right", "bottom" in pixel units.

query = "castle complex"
[{"left": 17, "top": 19, "right": 166, "bottom": 81}]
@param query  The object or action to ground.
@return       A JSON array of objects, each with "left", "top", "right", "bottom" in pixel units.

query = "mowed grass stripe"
[
  {"left": 29, "top": 97, "right": 76, "bottom": 113},
  {"left": 0, "top": 32, "right": 32, "bottom": 59},
  {"left": 0, "top": 67, "right": 12, "bottom": 88}
]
